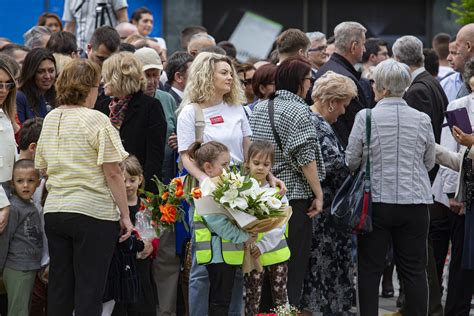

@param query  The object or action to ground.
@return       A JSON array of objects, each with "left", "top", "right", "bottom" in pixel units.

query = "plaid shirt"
[{"left": 249, "top": 90, "right": 325, "bottom": 201}]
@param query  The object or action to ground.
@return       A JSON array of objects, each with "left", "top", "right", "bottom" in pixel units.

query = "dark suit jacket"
[
  {"left": 95, "top": 91, "right": 168, "bottom": 192},
  {"left": 164, "top": 84, "right": 183, "bottom": 106},
  {"left": 403, "top": 70, "right": 449, "bottom": 182},
  {"left": 314, "top": 53, "right": 371, "bottom": 147}
]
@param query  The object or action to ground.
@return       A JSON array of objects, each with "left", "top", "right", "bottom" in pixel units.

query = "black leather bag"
[{"left": 331, "top": 109, "right": 373, "bottom": 234}]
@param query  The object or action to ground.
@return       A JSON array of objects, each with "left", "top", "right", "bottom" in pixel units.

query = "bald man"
[
  {"left": 454, "top": 24, "right": 474, "bottom": 97},
  {"left": 187, "top": 33, "right": 215, "bottom": 56},
  {"left": 115, "top": 22, "right": 139, "bottom": 41}
]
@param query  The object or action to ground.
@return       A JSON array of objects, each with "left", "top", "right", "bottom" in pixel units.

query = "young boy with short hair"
[{"left": 0, "top": 159, "right": 43, "bottom": 316}]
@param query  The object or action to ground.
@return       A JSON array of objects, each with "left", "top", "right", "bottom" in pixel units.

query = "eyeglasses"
[
  {"left": 240, "top": 78, "right": 252, "bottom": 86},
  {"left": 377, "top": 51, "right": 389, "bottom": 57},
  {"left": 0, "top": 82, "right": 15, "bottom": 90},
  {"left": 303, "top": 76, "right": 313, "bottom": 81},
  {"left": 308, "top": 45, "right": 327, "bottom": 53}
]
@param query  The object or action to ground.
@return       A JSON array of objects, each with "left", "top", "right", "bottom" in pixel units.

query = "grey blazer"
[{"left": 345, "top": 97, "right": 436, "bottom": 204}]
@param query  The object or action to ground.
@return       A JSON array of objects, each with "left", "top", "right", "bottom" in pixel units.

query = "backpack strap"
[
  {"left": 267, "top": 99, "right": 283, "bottom": 152},
  {"left": 193, "top": 103, "right": 205, "bottom": 143}
]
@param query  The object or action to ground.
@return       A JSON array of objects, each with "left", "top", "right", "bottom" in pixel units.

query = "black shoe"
[{"left": 381, "top": 289, "right": 394, "bottom": 298}]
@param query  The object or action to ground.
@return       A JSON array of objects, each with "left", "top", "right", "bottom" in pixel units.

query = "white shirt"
[
  {"left": 438, "top": 65, "right": 454, "bottom": 80},
  {"left": 0, "top": 109, "right": 15, "bottom": 183},
  {"left": 171, "top": 86, "right": 184, "bottom": 99},
  {"left": 437, "top": 93, "right": 474, "bottom": 201},
  {"left": 63, "top": 0, "right": 128, "bottom": 49},
  {"left": 441, "top": 72, "right": 464, "bottom": 102},
  {"left": 177, "top": 102, "right": 252, "bottom": 164}
]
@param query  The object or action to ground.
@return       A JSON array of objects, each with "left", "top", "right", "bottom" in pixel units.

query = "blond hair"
[
  {"left": 101, "top": 52, "right": 147, "bottom": 97},
  {"left": 311, "top": 71, "right": 358, "bottom": 104},
  {"left": 182, "top": 52, "right": 245, "bottom": 107},
  {"left": 56, "top": 59, "right": 101, "bottom": 105},
  {"left": 53, "top": 53, "right": 73, "bottom": 74}
]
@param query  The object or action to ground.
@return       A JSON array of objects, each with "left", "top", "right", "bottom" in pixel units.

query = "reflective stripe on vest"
[
  {"left": 193, "top": 211, "right": 244, "bottom": 265},
  {"left": 194, "top": 213, "right": 212, "bottom": 264},
  {"left": 257, "top": 227, "right": 291, "bottom": 266}
]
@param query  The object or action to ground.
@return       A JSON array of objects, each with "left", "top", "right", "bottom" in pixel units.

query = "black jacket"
[
  {"left": 403, "top": 70, "right": 449, "bottom": 182},
  {"left": 164, "top": 84, "right": 182, "bottom": 106},
  {"left": 96, "top": 91, "right": 167, "bottom": 192},
  {"left": 314, "top": 53, "right": 371, "bottom": 147}
]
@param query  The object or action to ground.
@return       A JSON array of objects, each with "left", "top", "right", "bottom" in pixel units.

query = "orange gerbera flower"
[
  {"left": 171, "top": 177, "right": 183, "bottom": 187},
  {"left": 191, "top": 187, "right": 202, "bottom": 199},
  {"left": 139, "top": 201, "right": 147, "bottom": 211},
  {"left": 175, "top": 186, "right": 184, "bottom": 198},
  {"left": 161, "top": 192, "right": 169, "bottom": 200},
  {"left": 159, "top": 204, "right": 177, "bottom": 224}
]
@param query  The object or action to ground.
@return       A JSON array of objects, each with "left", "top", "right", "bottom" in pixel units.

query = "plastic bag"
[{"left": 135, "top": 210, "right": 157, "bottom": 239}]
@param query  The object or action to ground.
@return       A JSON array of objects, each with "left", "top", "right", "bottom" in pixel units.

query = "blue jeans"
[{"left": 188, "top": 211, "right": 243, "bottom": 316}]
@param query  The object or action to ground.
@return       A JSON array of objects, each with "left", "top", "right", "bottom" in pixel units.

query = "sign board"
[{"left": 229, "top": 11, "right": 283, "bottom": 63}]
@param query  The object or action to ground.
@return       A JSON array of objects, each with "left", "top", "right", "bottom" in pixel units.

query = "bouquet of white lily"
[
  {"left": 194, "top": 167, "right": 292, "bottom": 273},
  {"left": 201, "top": 168, "right": 287, "bottom": 220}
]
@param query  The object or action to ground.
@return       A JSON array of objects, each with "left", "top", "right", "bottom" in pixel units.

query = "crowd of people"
[{"left": 1, "top": 1, "right": 474, "bottom": 316}]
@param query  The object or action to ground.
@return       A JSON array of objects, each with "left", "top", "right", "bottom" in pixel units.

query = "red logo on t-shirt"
[{"left": 210, "top": 116, "right": 224, "bottom": 124}]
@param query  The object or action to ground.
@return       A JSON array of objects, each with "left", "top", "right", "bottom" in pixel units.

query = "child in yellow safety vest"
[
  {"left": 243, "top": 140, "right": 290, "bottom": 315},
  {"left": 188, "top": 141, "right": 256, "bottom": 315}
]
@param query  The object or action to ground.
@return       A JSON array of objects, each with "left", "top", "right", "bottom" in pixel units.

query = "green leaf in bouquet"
[{"left": 237, "top": 180, "right": 253, "bottom": 192}]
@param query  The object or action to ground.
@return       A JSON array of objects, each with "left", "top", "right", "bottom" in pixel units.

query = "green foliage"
[{"left": 448, "top": 0, "right": 474, "bottom": 25}]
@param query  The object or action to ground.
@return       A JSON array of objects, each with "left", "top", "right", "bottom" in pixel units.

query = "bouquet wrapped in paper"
[
  {"left": 140, "top": 176, "right": 202, "bottom": 237},
  {"left": 194, "top": 168, "right": 292, "bottom": 273}
]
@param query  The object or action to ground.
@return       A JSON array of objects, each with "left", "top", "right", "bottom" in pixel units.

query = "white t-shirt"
[{"left": 177, "top": 102, "right": 252, "bottom": 164}]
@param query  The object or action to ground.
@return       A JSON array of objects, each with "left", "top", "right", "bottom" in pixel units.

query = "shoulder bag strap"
[
  {"left": 365, "top": 109, "right": 372, "bottom": 183},
  {"left": 193, "top": 103, "right": 205, "bottom": 143},
  {"left": 267, "top": 99, "right": 283, "bottom": 152}
]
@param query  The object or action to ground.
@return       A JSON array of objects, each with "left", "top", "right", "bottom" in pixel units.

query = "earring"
[{"left": 328, "top": 105, "right": 335, "bottom": 113}]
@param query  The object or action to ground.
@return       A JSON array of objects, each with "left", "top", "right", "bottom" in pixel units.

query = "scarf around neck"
[{"left": 109, "top": 95, "right": 132, "bottom": 129}]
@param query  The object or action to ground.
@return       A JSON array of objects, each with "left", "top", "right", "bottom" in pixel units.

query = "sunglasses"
[
  {"left": 240, "top": 78, "right": 252, "bottom": 86},
  {"left": 308, "top": 45, "right": 328, "bottom": 53},
  {"left": 0, "top": 82, "right": 15, "bottom": 90}
]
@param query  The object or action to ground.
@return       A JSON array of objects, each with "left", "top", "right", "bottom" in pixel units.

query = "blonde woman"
[
  {"left": 177, "top": 52, "right": 251, "bottom": 316},
  {"left": 35, "top": 59, "right": 132, "bottom": 315},
  {"left": 301, "top": 71, "right": 358, "bottom": 314},
  {"left": 96, "top": 52, "right": 167, "bottom": 192}
]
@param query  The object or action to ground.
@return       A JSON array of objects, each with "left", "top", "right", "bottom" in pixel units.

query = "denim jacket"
[{"left": 345, "top": 97, "right": 435, "bottom": 204}]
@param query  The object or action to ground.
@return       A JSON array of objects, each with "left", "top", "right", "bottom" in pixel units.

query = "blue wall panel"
[{"left": 0, "top": 0, "right": 163, "bottom": 45}]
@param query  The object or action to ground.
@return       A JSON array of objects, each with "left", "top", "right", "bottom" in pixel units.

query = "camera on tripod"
[{"left": 95, "top": 0, "right": 113, "bottom": 28}]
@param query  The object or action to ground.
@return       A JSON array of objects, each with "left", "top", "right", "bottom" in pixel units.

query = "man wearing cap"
[{"left": 134, "top": 47, "right": 181, "bottom": 316}]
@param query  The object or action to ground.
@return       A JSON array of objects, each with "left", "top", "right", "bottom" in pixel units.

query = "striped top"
[{"left": 35, "top": 107, "right": 129, "bottom": 221}]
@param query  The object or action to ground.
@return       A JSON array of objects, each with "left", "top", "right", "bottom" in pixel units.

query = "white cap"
[{"left": 134, "top": 47, "right": 163, "bottom": 71}]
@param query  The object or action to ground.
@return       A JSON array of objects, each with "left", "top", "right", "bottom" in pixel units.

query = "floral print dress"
[{"left": 300, "top": 113, "right": 354, "bottom": 314}]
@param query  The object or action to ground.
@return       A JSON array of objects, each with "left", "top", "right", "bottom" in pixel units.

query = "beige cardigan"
[{"left": 435, "top": 144, "right": 474, "bottom": 202}]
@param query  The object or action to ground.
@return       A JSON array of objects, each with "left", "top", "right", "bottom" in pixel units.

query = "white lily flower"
[
  {"left": 220, "top": 189, "right": 248, "bottom": 209},
  {"left": 266, "top": 196, "right": 282, "bottom": 209},
  {"left": 200, "top": 177, "right": 216, "bottom": 196}
]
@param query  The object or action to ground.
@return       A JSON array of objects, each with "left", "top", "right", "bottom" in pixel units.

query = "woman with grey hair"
[
  {"left": 23, "top": 26, "right": 52, "bottom": 49},
  {"left": 346, "top": 59, "right": 435, "bottom": 315}
]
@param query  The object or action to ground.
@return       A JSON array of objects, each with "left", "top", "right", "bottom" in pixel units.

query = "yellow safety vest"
[
  {"left": 257, "top": 226, "right": 290, "bottom": 266},
  {"left": 193, "top": 211, "right": 244, "bottom": 265}
]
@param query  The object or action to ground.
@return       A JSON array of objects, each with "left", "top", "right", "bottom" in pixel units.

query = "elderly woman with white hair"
[{"left": 346, "top": 59, "right": 436, "bottom": 316}]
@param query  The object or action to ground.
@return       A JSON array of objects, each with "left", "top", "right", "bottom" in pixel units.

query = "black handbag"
[{"left": 330, "top": 109, "right": 373, "bottom": 234}]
